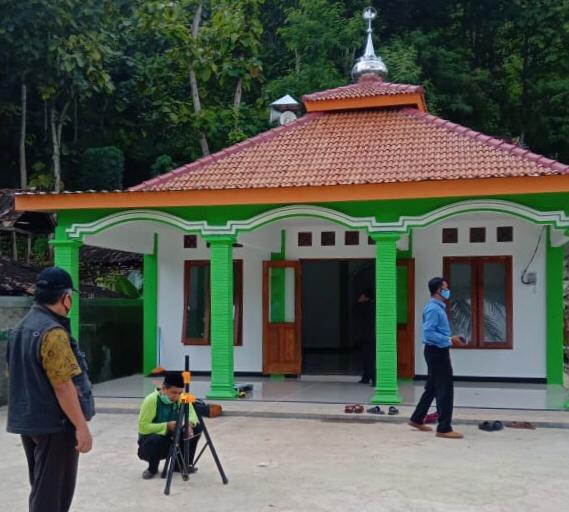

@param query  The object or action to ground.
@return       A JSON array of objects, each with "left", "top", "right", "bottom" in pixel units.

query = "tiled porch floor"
[{"left": 93, "top": 374, "right": 569, "bottom": 411}]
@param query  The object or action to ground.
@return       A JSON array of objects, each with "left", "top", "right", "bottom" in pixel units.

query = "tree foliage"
[{"left": 0, "top": 0, "right": 568, "bottom": 191}]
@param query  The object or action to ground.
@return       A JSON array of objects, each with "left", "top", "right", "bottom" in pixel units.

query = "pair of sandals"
[
  {"left": 366, "top": 405, "right": 399, "bottom": 416},
  {"left": 345, "top": 404, "right": 365, "bottom": 413}
]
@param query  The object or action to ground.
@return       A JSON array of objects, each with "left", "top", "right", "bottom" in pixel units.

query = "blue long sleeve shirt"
[{"left": 422, "top": 298, "right": 452, "bottom": 348}]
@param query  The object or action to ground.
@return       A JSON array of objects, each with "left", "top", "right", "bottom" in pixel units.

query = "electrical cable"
[{"left": 520, "top": 226, "right": 546, "bottom": 285}]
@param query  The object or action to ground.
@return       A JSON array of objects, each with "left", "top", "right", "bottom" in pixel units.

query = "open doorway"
[{"left": 301, "top": 259, "right": 374, "bottom": 375}]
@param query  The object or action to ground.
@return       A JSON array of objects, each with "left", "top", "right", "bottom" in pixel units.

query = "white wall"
[
  {"left": 156, "top": 225, "right": 281, "bottom": 372},
  {"left": 413, "top": 214, "right": 547, "bottom": 379},
  {"left": 82, "top": 218, "right": 409, "bottom": 373}
]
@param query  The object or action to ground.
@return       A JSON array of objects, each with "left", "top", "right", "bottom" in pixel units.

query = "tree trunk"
[
  {"left": 294, "top": 49, "right": 300, "bottom": 74},
  {"left": 51, "top": 100, "right": 71, "bottom": 192},
  {"left": 50, "top": 107, "right": 61, "bottom": 192},
  {"left": 19, "top": 80, "right": 27, "bottom": 188},
  {"left": 189, "top": 1, "right": 210, "bottom": 156},
  {"left": 73, "top": 94, "right": 78, "bottom": 143},
  {"left": 233, "top": 77, "right": 243, "bottom": 111},
  {"left": 43, "top": 101, "right": 48, "bottom": 141}
]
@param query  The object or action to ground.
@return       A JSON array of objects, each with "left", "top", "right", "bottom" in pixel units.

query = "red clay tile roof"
[
  {"left": 302, "top": 75, "right": 423, "bottom": 103},
  {"left": 131, "top": 107, "right": 569, "bottom": 192}
]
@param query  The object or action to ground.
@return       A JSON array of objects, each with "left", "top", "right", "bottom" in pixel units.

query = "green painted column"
[
  {"left": 51, "top": 227, "right": 82, "bottom": 339},
  {"left": 546, "top": 229, "right": 564, "bottom": 386},
  {"left": 143, "top": 234, "right": 159, "bottom": 375},
  {"left": 370, "top": 233, "right": 401, "bottom": 404},
  {"left": 205, "top": 235, "right": 238, "bottom": 400}
]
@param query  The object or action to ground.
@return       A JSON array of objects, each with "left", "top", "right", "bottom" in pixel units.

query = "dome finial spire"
[{"left": 352, "top": 7, "right": 388, "bottom": 83}]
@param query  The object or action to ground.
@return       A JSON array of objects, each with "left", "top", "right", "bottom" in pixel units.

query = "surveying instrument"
[{"left": 163, "top": 355, "right": 229, "bottom": 495}]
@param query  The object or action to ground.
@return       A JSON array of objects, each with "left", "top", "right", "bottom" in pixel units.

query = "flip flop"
[
  {"left": 353, "top": 404, "right": 364, "bottom": 414},
  {"left": 478, "top": 420, "right": 504, "bottom": 432},
  {"left": 344, "top": 405, "right": 355, "bottom": 413},
  {"left": 505, "top": 421, "right": 536, "bottom": 430},
  {"left": 388, "top": 406, "right": 399, "bottom": 416},
  {"left": 367, "top": 406, "right": 384, "bottom": 415}
]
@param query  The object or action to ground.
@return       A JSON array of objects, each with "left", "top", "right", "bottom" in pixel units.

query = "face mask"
[
  {"left": 440, "top": 289, "right": 451, "bottom": 300},
  {"left": 159, "top": 393, "right": 173, "bottom": 405}
]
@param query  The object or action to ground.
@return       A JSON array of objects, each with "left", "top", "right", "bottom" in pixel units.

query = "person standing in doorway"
[
  {"left": 408, "top": 277, "right": 465, "bottom": 439},
  {"left": 6, "top": 267, "right": 95, "bottom": 512},
  {"left": 355, "top": 288, "right": 376, "bottom": 386}
]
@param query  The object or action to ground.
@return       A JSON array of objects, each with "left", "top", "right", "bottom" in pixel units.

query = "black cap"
[
  {"left": 163, "top": 371, "right": 184, "bottom": 389},
  {"left": 36, "top": 267, "right": 76, "bottom": 292}
]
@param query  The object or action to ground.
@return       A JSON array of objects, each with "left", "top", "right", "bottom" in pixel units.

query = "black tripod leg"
[
  {"left": 164, "top": 404, "right": 186, "bottom": 495},
  {"left": 200, "top": 418, "right": 229, "bottom": 484}
]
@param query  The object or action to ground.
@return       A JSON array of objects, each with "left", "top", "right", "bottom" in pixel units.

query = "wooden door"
[
  {"left": 262, "top": 261, "right": 302, "bottom": 374},
  {"left": 396, "top": 259, "right": 415, "bottom": 378}
]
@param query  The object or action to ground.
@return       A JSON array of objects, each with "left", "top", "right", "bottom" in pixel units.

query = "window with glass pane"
[
  {"left": 269, "top": 267, "right": 295, "bottom": 323},
  {"left": 483, "top": 263, "right": 507, "bottom": 343},
  {"left": 444, "top": 256, "right": 512, "bottom": 349},
  {"left": 447, "top": 262, "right": 473, "bottom": 342},
  {"left": 182, "top": 260, "right": 243, "bottom": 345}
]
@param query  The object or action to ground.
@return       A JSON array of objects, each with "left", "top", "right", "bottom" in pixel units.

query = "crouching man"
[{"left": 137, "top": 371, "right": 202, "bottom": 479}]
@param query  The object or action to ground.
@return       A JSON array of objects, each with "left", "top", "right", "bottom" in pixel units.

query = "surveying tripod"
[{"left": 163, "top": 355, "right": 229, "bottom": 495}]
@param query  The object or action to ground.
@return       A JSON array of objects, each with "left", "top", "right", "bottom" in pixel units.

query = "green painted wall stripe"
[
  {"left": 143, "top": 234, "right": 159, "bottom": 375},
  {"left": 546, "top": 228, "right": 564, "bottom": 385},
  {"left": 270, "top": 230, "right": 287, "bottom": 323},
  {"left": 371, "top": 233, "right": 401, "bottom": 405},
  {"left": 206, "top": 237, "right": 238, "bottom": 400}
]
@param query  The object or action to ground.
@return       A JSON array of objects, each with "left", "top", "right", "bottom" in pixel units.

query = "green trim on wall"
[
  {"left": 51, "top": 228, "right": 81, "bottom": 340},
  {"left": 370, "top": 233, "right": 401, "bottom": 404},
  {"left": 270, "top": 230, "right": 287, "bottom": 323},
  {"left": 546, "top": 228, "right": 564, "bottom": 385},
  {"left": 205, "top": 236, "right": 238, "bottom": 400},
  {"left": 143, "top": 234, "right": 159, "bottom": 375},
  {"left": 56, "top": 192, "right": 569, "bottom": 242}
]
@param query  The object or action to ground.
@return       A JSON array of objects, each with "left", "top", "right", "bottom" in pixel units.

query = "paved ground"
[{"left": 1, "top": 409, "right": 569, "bottom": 512}]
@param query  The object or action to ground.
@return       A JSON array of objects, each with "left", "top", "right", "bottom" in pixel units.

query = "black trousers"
[
  {"left": 21, "top": 431, "right": 79, "bottom": 512},
  {"left": 138, "top": 422, "right": 203, "bottom": 473},
  {"left": 410, "top": 345, "right": 454, "bottom": 433}
]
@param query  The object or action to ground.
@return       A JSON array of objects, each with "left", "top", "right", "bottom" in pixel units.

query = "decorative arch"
[
  {"left": 379, "top": 200, "right": 569, "bottom": 233},
  {"left": 65, "top": 200, "right": 569, "bottom": 241}
]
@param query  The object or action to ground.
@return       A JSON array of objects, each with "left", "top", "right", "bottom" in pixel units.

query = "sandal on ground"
[
  {"left": 478, "top": 420, "right": 504, "bottom": 432},
  {"left": 388, "top": 406, "right": 399, "bottom": 416},
  {"left": 344, "top": 405, "right": 355, "bottom": 413},
  {"left": 505, "top": 421, "right": 536, "bottom": 430},
  {"left": 353, "top": 404, "right": 364, "bottom": 414},
  {"left": 367, "top": 406, "right": 384, "bottom": 415}
]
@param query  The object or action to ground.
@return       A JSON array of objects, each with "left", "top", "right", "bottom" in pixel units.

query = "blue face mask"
[
  {"left": 440, "top": 289, "right": 451, "bottom": 300},
  {"left": 159, "top": 393, "right": 173, "bottom": 405}
]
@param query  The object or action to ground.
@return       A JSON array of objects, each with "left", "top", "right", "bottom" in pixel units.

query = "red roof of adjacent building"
[{"left": 131, "top": 103, "right": 569, "bottom": 192}]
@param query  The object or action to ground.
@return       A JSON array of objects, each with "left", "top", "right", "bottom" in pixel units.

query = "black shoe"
[{"left": 142, "top": 469, "right": 157, "bottom": 480}]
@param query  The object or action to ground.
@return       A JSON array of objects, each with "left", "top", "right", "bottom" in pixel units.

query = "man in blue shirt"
[{"left": 408, "top": 277, "right": 465, "bottom": 439}]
